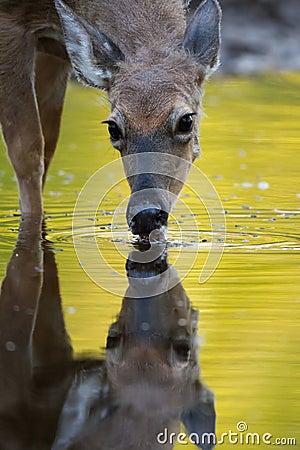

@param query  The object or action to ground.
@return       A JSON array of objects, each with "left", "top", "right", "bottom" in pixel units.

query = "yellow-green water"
[{"left": 0, "top": 73, "right": 299, "bottom": 448}]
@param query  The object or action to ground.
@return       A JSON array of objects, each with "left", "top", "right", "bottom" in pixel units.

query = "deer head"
[{"left": 55, "top": 0, "right": 221, "bottom": 238}]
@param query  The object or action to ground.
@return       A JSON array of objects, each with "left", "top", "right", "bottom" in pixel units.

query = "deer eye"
[
  {"left": 177, "top": 113, "right": 196, "bottom": 133},
  {"left": 103, "top": 120, "right": 122, "bottom": 141}
]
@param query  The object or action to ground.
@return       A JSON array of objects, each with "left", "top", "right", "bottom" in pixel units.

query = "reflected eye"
[
  {"left": 103, "top": 120, "right": 122, "bottom": 141},
  {"left": 177, "top": 113, "right": 196, "bottom": 133},
  {"left": 173, "top": 341, "right": 190, "bottom": 362},
  {"left": 106, "top": 335, "right": 121, "bottom": 349}
]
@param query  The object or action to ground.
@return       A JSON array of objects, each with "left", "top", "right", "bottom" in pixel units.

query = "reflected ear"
[
  {"left": 181, "top": 383, "right": 216, "bottom": 450},
  {"left": 52, "top": 366, "right": 111, "bottom": 450},
  {"left": 184, "top": 0, "right": 221, "bottom": 77},
  {"left": 55, "top": 0, "right": 124, "bottom": 90}
]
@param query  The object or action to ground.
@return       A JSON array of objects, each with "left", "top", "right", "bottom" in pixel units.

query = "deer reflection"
[
  {"left": 0, "top": 220, "right": 215, "bottom": 450},
  {"left": 0, "top": 218, "right": 73, "bottom": 450},
  {"left": 101, "top": 253, "right": 216, "bottom": 450}
]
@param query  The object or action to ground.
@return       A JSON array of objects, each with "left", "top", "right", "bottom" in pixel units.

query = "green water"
[{"left": 0, "top": 74, "right": 299, "bottom": 448}]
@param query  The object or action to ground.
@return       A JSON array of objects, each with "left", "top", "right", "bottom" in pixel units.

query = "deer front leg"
[
  {"left": 0, "top": 27, "right": 44, "bottom": 217},
  {"left": 34, "top": 47, "right": 70, "bottom": 185},
  {"left": 1, "top": 107, "right": 44, "bottom": 217}
]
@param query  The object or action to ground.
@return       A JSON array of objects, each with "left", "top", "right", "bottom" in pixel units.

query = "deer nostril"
[{"left": 130, "top": 208, "right": 168, "bottom": 237}]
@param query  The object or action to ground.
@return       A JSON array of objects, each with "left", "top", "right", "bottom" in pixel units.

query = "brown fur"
[
  {"left": 0, "top": 0, "right": 221, "bottom": 231},
  {"left": 110, "top": 51, "right": 205, "bottom": 133}
]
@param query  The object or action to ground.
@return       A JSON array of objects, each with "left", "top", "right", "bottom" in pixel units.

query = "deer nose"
[{"left": 130, "top": 208, "right": 168, "bottom": 237}]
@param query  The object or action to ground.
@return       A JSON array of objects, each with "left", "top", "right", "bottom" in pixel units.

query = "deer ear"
[
  {"left": 181, "top": 383, "right": 216, "bottom": 450},
  {"left": 55, "top": 0, "right": 124, "bottom": 90},
  {"left": 184, "top": 0, "right": 221, "bottom": 77}
]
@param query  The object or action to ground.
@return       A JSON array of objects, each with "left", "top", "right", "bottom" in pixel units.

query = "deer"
[
  {"left": 0, "top": 0, "right": 221, "bottom": 238},
  {"left": 53, "top": 252, "right": 216, "bottom": 449},
  {"left": 0, "top": 219, "right": 215, "bottom": 450}
]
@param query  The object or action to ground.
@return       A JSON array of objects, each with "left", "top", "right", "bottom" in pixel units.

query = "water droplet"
[
  {"left": 5, "top": 341, "right": 16, "bottom": 352},
  {"left": 140, "top": 322, "right": 150, "bottom": 331},
  {"left": 258, "top": 181, "right": 269, "bottom": 190},
  {"left": 67, "top": 306, "right": 76, "bottom": 315},
  {"left": 178, "top": 318, "right": 187, "bottom": 327},
  {"left": 242, "top": 182, "right": 252, "bottom": 188}
]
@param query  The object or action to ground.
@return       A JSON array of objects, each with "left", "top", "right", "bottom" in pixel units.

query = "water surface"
[{"left": 0, "top": 73, "right": 299, "bottom": 448}]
